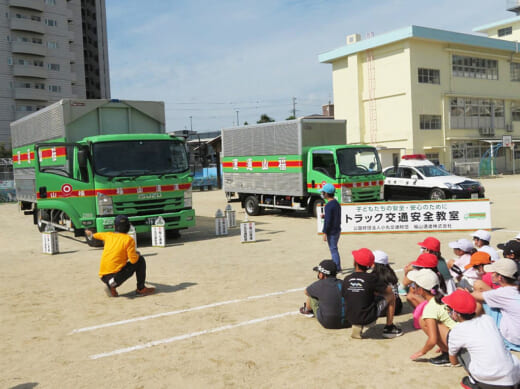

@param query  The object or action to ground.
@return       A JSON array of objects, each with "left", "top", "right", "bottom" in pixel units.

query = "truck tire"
[
  {"left": 430, "top": 188, "right": 446, "bottom": 200},
  {"left": 244, "top": 195, "right": 260, "bottom": 216},
  {"left": 312, "top": 199, "right": 324, "bottom": 218},
  {"left": 36, "top": 209, "right": 49, "bottom": 232}
]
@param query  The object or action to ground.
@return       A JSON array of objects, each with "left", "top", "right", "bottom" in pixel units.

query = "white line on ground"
[
  {"left": 89, "top": 311, "right": 298, "bottom": 359},
  {"left": 73, "top": 267, "right": 405, "bottom": 335},
  {"left": 70, "top": 287, "right": 304, "bottom": 334}
]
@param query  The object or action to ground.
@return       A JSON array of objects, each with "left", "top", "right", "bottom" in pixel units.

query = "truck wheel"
[
  {"left": 312, "top": 199, "right": 324, "bottom": 218},
  {"left": 85, "top": 229, "right": 104, "bottom": 247},
  {"left": 36, "top": 209, "right": 49, "bottom": 232},
  {"left": 430, "top": 188, "right": 446, "bottom": 200},
  {"left": 244, "top": 196, "right": 260, "bottom": 216}
]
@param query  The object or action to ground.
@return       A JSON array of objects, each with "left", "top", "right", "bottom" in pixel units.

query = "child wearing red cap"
[
  {"left": 443, "top": 290, "right": 520, "bottom": 388},
  {"left": 418, "top": 236, "right": 456, "bottom": 294},
  {"left": 342, "top": 248, "right": 403, "bottom": 339}
]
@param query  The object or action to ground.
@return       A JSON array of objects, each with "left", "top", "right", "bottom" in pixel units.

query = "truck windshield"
[
  {"left": 92, "top": 140, "right": 189, "bottom": 177},
  {"left": 415, "top": 165, "right": 451, "bottom": 177},
  {"left": 336, "top": 148, "right": 382, "bottom": 176}
]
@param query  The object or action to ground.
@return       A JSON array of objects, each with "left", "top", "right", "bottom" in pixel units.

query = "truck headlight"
[
  {"left": 97, "top": 193, "right": 113, "bottom": 215},
  {"left": 342, "top": 188, "right": 352, "bottom": 203},
  {"left": 184, "top": 188, "right": 192, "bottom": 208}
]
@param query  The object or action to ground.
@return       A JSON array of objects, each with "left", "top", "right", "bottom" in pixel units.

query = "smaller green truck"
[
  {"left": 11, "top": 99, "right": 195, "bottom": 244},
  {"left": 221, "top": 118, "right": 385, "bottom": 216}
]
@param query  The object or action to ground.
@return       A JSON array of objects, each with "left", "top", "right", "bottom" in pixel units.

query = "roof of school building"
[
  {"left": 473, "top": 15, "right": 520, "bottom": 32},
  {"left": 319, "top": 25, "right": 520, "bottom": 64}
]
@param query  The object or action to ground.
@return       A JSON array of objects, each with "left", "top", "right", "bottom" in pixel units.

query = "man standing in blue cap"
[
  {"left": 321, "top": 183, "right": 342, "bottom": 272},
  {"left": 86, "top": 215, "right": 155, "bottom": 297}
]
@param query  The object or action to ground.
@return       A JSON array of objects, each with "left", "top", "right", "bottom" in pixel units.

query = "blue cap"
[
  {"left": 321, "top": 183, "right": 335, "bottom": 194},
  {"left": 114, "top": 214, "right": 129, "bottom": 227}
]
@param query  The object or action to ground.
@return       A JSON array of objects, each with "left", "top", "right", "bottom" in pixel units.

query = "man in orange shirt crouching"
[{"left": 86, "top": 215, "right": 155, "bottom": 297}]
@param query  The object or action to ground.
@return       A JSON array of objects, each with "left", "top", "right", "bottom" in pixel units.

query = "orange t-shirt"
[{"left": 94, "top": 232, "right": 139, "bottom": 277}]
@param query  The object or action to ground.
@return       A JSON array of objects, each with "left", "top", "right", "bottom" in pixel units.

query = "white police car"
[{"left": 383, "top": 154, "right": 485, "bottom": 200}]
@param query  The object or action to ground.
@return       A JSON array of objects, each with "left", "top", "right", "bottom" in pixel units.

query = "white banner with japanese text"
[{"left": 317, "top": 199, "right": 491, "bottom": 234}]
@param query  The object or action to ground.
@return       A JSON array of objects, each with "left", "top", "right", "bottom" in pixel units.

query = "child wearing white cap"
[
  {"left": 471, "top": 229, "right": 499, "bottom": 261},
  {"left": 371, "top": 250, "right": 403, "bottom": 316},
  {"left": 447, "top": 238, "right": 474, "bottom": 280},
  {"left": 470, "top": 258, "right": 520, "bottom": 351}
]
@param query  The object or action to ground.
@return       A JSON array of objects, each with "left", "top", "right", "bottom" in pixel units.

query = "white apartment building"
[
  {"left": 319, "top": 6, "right": 520, "bottom": 175},
  {"left": 0, "top": 0, "right": 110, "bottom": 146}
]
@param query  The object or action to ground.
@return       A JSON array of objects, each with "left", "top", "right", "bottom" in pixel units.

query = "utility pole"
[
  {"left": 236, "top": 110, "right": 239, "bottom": 126},
  {"left": 292, "top": 97, "right": 297, "bottom": 118},
  {"left": 189, "top": 116, "right": 193, "bottom": 131}
]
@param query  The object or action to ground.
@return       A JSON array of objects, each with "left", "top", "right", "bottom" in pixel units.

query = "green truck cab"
[
  {"left": 11, "top": 99, "right": 195, "bottom": 244},
  {"left": 221, "top": 118, "right": 384, "bottom": 216}
]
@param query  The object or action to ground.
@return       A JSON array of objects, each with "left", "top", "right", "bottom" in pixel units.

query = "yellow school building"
[{"left": 319, "top": 14, "right": 520, "bottom": 175}]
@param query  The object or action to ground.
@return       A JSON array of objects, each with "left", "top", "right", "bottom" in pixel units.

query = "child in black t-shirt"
[
  {"left": 371, "top": 250, "right": 403, "bottom": 316},
  {"left": 343, "top": 248, "right": 403, "bottom": 339}
]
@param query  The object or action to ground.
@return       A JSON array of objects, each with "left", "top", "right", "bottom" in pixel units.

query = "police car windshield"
[
  {"left": 92, "top": 140, "right": 189, "bottom": 177},
  {"left": 336, "top": 148, "right": 382, "bottom": 176},
  {"left": 415, "top": 165, "right": 451, "bottom": 177}
]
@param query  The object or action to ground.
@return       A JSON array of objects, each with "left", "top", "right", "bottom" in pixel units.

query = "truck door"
[
  {"left": 310, "top": 150, "right": 337, "bottom": 191},
  {"left": 36, "top": 143, "right": 95, "bottom": 230}
]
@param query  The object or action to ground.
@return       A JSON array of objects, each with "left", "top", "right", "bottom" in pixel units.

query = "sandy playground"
[{"left": 1, "top": 175, "right": 520, "bottom": 389}]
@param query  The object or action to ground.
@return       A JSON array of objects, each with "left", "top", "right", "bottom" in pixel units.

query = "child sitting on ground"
[
  {"left": 408, "top": 269, "right": 457, "bottom": 366},
  {"left": 447, "top": 238, "right": 474, "bottom": 281},
  {"left": 371, "top": 250, "right": 402, "bottom": 316}
]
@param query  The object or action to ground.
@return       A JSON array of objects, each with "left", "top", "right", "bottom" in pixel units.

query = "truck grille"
[{"left": 113, "top": 197, "right": 183, "bottom": 217}]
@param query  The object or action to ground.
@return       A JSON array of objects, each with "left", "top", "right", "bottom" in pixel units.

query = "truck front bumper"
[{"left": 96, "top": 208, "right": 196, "bottom": 233}]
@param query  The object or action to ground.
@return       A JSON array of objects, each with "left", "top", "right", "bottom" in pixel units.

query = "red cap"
[
  {"left": 418, "top": 237, "right": 440, "bottom": 252},
  {"left": 352, "top": 248, "right": 375, "bottom": 267},
  {"left": 442, "top": 289, "right": 477, "bottom": 314},
  {"left": 410, "top": 253, "right": 438, "bottom": 268}
]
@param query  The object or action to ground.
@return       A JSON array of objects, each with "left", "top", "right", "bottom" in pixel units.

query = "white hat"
[
  {"left": 448, "top": 238, "right": 474, "bottom": 253},
  {"left": 471, "top": 229, "right": 491, "bottom": 242},
  {"left": 484, "top": 258, "right": 518, "bottom": 279},
  {"left": 407, "top": 269, "right": 439, "bottom": 291},
  {"left": 515, "top": 232, "right": 520, "bottom": 240},
  {"left": 373, "top": 250, "right": 388, "bottom": 265}
]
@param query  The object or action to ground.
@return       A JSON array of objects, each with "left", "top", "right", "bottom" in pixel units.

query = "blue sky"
[{"left": 106, "top": 1, "right": 511, "bottom": 133}]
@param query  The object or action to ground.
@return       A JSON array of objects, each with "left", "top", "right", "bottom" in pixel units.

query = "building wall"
[
  {"left": 0, "top": 0, "right": 110, "bottom": 147},
  {"left": 330, "top": 34, "right": 520, "bottom": 173}
]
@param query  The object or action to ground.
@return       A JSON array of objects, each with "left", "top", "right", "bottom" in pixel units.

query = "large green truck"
[
  {"left": 11, "top": 99, "right": 195, "bottom": 245},
  {"left": 221, "top": 118, "right": 385, "bottom": 216}
]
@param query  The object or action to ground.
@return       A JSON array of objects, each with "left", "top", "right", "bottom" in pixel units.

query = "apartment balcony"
[
  {"left": 9, "top": 0, "right": 44, "bottom": 12},
  {"left": 9, "top": 18, "right": 45, "bottom": 34},
  {"left": 11, "top": 41, "right": 46, "bottom": 56},
  {"left": 12, "top": 64, "right": 47, "bottom": 78},
  {"left": 14, "top": 88, "right": 48, "bottom": 101}
]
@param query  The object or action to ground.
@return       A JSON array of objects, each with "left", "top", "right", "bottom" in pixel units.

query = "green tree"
[
  {"left": 285, "top": 115, "right": 296, "bottom": 120},
  {"left": 256, "top": 114, "right": 275, "bottom": 124}
]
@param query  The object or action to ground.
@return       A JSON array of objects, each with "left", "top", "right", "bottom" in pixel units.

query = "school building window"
[
  {"left": 511, "top": 63, "right": 520, "bottom": 81},
  {"left": 47, "top": 63, "right": 60, "bottom": 71},
  {"left": 450, "top": 98, "right": 505, "bottom": 129},
  {"left": 498, "top": 26, "right": 512, "bottom": 37},
  {"left": 45, "top": 18, "right": 57, "bottom": 27},
  {"left": 418, "top": 68, "right": 440, "bottom": 84},
  {"left": 420, "top": 115, "right": 442, "bottom": 130},
  {"left": 452, "top": 55, "right": 498, "bottom": 80},
  {"left": 48, "top": 85, "right": 61, "bottom": 93},
  {"left": 512, "top": 102, "right": 520, "bottom": 121}
]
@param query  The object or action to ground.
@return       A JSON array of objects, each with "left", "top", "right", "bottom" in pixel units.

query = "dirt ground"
[{"left": 1, "top": 176, "right": 520, "bottom": 389}]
